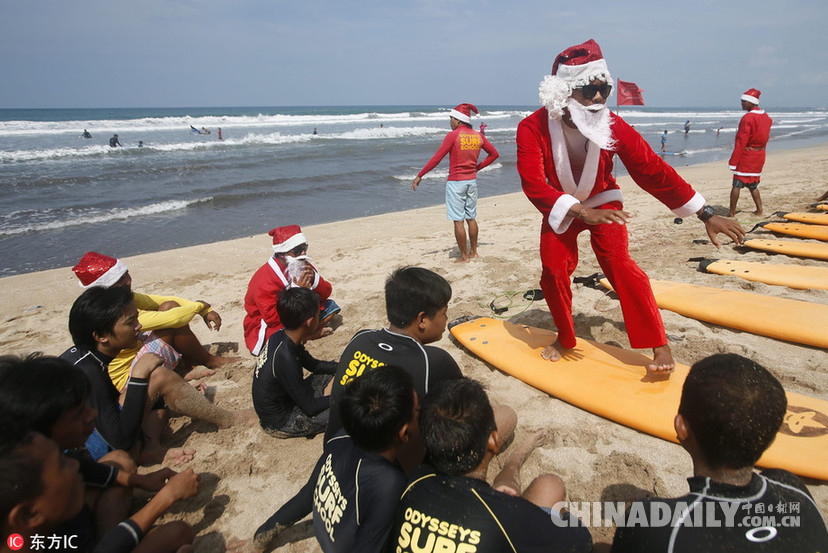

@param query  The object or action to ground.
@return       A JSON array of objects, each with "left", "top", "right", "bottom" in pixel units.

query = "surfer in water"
[{"left": 516, "top": 39, "right": 745, "bottom": 375}]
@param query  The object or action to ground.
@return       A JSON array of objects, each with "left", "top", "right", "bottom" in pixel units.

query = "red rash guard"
[{"left": 418, "top": 126, "right": 499, "bottom": 181}]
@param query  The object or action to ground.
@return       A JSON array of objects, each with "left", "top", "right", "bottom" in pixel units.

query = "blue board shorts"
[{"left": 446, "top": 179, "right": 478, "bottom": 221}]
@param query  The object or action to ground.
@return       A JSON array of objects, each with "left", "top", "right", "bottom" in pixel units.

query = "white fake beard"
[
  {"left": 285, "top": 254, "right": 314, "bottom": 283},
  {"left": 566, "top": 97, "right": 615, "bottom": 151}
]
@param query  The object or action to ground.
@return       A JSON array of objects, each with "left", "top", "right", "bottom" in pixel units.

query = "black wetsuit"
[
  {"left": 254, "top": 328, "right": 462, "bottom": 541},
  {"left": 60, "top": 347, "right": 147, "bottom": 451},
  {"left": 387, "top": 465, "right": 593, "bottom": 553},
  {"left": 312, "top": 433, "right": 406, "bottom": 553},
  {"left": 611, "top": 470, "right": 828, "bottom": 552},
  {"left": 109, "top": 135, "right": 122, "bottom": 147},
  {"left": 325, "top": 328, "right": 463, "bottom": 440},
  {"left": 252, "top": 328, "right": 337, "bottom": 436}
]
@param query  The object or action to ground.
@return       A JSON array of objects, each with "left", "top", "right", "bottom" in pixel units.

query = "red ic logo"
[{"left": 7, "top": 534, "right": 24, "bottom": 551}]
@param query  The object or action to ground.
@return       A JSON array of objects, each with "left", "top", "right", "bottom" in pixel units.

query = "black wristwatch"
[{"left": 697, "top": 205, "right": 715, "bottom": 222}]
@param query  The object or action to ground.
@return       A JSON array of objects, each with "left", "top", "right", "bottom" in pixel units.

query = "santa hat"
[
  {"left": 741, "top": 88, "right": 761, "bottom": 105},
  {"left": 269, "top": 225, "right": 307, "bottom": 254},
  {"left": 539, "top": 39, "right": 614, "bottom": 118},
  {"left": 73, "top": 252, "right": 128, "bottom": 289},
  {"left": 449, "top": 103, "right": 479, "bottom": 124}
]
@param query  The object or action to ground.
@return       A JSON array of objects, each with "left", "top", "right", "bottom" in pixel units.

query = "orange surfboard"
[{"left": 451, "top": 317, "right": 828, "bottom": 481}]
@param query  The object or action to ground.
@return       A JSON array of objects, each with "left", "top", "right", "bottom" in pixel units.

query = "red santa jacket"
[
  {"left": 243, "top": 257, "right": 332, "bottom": 355},
  {"left": 516, "top": 107, "right": 704, "bottom": 234},
  {"left": 418, "top": 126, "right": 499, "bottom": 181},
  {"left": 728, "top": 108, "right": 772, "bottom": 178}
]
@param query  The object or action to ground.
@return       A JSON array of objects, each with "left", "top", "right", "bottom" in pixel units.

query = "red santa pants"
[{"left": 538, "top": 215, "right": 667, "bottom": 350}]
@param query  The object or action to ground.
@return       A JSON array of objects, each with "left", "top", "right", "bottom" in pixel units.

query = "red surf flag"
[{"left": 617, "top": 80, "right": 645, "bottom": 106}]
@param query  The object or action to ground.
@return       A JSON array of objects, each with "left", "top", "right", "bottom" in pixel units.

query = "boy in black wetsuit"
[
  {"left": 0, "top": 354, "right": 198, "bottom": 553},
  {"left": 387, "top": 378, "right": 593, "bottom": 553},
  {"left": 611, "top": 354, "right": 828, "bottom": 552},
  {"left": 309, "top": 366, "right": 416, "bottom": 552},
  {"left": 252, "top": 287, "right": 337, "bottom": 437}
]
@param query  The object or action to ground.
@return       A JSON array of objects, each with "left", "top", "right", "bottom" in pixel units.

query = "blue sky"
[{"left": 1, "top": 0, "right": 825, "bottom": 109}]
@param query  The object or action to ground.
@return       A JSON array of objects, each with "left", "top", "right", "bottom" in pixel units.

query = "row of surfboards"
[{"left": 450, "top": 203, "right": 828, "bottom": 480}]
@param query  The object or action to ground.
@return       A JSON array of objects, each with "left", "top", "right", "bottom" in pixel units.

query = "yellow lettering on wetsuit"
[
  {"left": 395, "top": 508, "right": 481, "bottom": 552},
  {"left": 339, "top": 350, "right": 386, "bottom": 386},
  {"left": 459, "top": 134, "right": 481, "bottom": 151},
  {"left": 313, "top": 455, "right": 348, "bottom": 543}
]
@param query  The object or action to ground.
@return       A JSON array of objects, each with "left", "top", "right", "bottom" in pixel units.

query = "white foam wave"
[
  {"left": 0, "top": 197, "right": 212, "bottom": 236},
  {"left": 393, "top": 162, "right": 503, "bottom": 182}
]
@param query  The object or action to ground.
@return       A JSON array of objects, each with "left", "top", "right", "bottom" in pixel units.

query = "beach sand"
[{"left": 0, "top": 144, "right": 826, "bottom": 550}]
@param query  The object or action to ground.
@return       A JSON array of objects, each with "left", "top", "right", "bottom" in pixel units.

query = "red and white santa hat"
[
  {"left": 73, "top": 252, "right": 128, "bottom": 289},
  {"left": 741, "top": 88, "right": 761, "bottom": 105},
  {"left": 539, "top": 38, "right": 614, "bottom": 118},
  {"left": 269, "top": 224, "right": 307, "bottom": 254},
  {"left": 449, "top": 103, "right": 479, "bottom": 124}
]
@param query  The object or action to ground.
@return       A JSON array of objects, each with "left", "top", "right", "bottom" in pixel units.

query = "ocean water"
[{"left": 1, "top": 105, "right": 827, "bottom": 276}]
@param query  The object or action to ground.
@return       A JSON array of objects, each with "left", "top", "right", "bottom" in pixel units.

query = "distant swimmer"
[
  {"left": 217, "top": 128, "right": 223, "bottom": 140},
  {"left": 138, "top": 140, "right": 144, "bottom": 148},
  {"left": 479, "top": 122, "right": 488, "bottom": 135},
  {"left": 202, "top": 127, "right": 211, "bottom": 135},
  {"left": 109, "top": 134, "right": 122, "bottom": 147},
  {"left": 313, "top": 127, "right": 318, "bottom": 135},
  {"left": 660, "top": 130, "right": 667, "bottom": 153},
  {"left": 684, "top": 119, "right": 690, "bottom": 135},
  {"left": 80, "top": 129, "right": 92, "bottom": 139}
]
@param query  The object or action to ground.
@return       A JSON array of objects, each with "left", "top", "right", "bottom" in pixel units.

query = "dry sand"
[{"left": 0, "top": 144, "right": 826, "bottom": 550}]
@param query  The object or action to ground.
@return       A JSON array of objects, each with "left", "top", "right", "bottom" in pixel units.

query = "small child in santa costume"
[{"left": 243, "top": 225, "right": 340, "bottom": 355}]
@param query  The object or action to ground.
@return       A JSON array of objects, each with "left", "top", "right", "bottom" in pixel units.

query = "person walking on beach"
[
  {"left": 516, "top": 39, "right": 745, "bottom": 375},
  {"left": 412, "top": 103, "right": 499, "bottom": 263},
  {"left": 728, "top": 88, "right": 772, "bottom": 217},
  {"left": 660, "top": 130, "right": 667, "bottom": 153},
  {"left": 109, "top": 134, "right": 122, "bottom": 147}
]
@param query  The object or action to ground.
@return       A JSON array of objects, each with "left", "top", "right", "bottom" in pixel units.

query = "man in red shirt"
[
  {"left": 413, "top": 103, "right": 499, "bottom": 263},
  {"left": 516, "top": 39, "right": 744, "bottom": 374},
  {"left": 728, "top": 88, "right": 773, "bottom": 217}
]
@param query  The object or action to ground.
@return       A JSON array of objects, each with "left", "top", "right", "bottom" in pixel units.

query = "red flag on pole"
[{"left": 617, "top": 80, "right": 645, "bottom": 106}]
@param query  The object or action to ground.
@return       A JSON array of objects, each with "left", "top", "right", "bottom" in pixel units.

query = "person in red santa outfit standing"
[
  {"left": 243, "top": 225, "right": 339, "bottom": 355},
  {"left": 413, "top": 103, "right": 499, "bottom": 263},
  {"left": 516, "top": 39, "right": 745, "bottom": 375},
  {"left": 728, "top": 88, "right": 773, "bottom": 217}
]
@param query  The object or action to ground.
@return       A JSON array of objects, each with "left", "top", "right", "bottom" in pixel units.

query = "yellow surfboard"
[
  {"left": 698, "top": 258, "right": 828, "bottom": 290},
  {"left": 762, "top": 222, "right": 828, "bottom": 241},
  {"left": 744, "top": 238, "right": 828, "bottom": 261},
  {"left": 600, "top": 278, "right": 828, "bottom": 348},
  {"left": 817, "top": 203, "right": 827, "bottom": 212},
  {"left": 451, "top": 317, "right": 828, "bottom": 481},
  {"left": 780, "top": 212, "right": 828, "bottom": 226}
]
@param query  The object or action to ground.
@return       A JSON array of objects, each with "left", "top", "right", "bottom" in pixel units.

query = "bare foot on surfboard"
[
  {"left": 647, "top": 345, "right": 675, "bottom": 376},
  {"left": 541, "top": 340, "right": 566, "bottom": 361}
]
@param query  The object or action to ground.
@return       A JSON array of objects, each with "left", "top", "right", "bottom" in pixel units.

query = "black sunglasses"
[
  {"left": 290, "top": 243, "right": 308, "bottom": 256},
  {"left": 577, "top": 83, "right": 612, "bottom": 99}
]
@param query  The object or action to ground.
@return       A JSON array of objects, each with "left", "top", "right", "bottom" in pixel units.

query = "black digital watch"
[{"left": 697, "top": 205, "right": 715, "bottom": 222}]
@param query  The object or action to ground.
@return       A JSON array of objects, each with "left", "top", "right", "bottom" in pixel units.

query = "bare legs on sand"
[
  {"left": 453, "top": 219, "right": 478, "bottom": 263},
  {"left": 492, "top": 430, "right": 565, "bottom": 510},
  {"left": 729, "top": 186, "right": 763, "bottom": 217}
]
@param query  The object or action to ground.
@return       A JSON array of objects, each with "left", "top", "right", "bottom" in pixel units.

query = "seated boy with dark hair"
[
  {"left": 309, "top": 366, "right": 415, "bottom": 552},
  {"left": 387, "top": 378, "right": 593, "bottom": 553},
  {"left": 0, "top": 353, "right": 199, "bottom": 553},
  {"left": 611, "top": 353, "right": 828, "bottom": 552},
  {"left": 61, "top": 286, "right": 249, "bottom": 464},
  {"left": 252, "top": 286, "right": 337, "bottom": 437},
  {"left": 0, "top": 420, "right": 199, "bottom": 553}
]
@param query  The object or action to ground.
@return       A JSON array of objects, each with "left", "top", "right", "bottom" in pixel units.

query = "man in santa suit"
[
  {"left": 728, "top": 88, "right": 773, "bottom": 217},
  {"left": 413, "top": 103, "right": 499, "bottom": 263},
  {"left": 243, "top": 225, "right": 339, "bottom": 355},
  {"left": 516, "top": 39, "right": 745, "bottom": 375}
]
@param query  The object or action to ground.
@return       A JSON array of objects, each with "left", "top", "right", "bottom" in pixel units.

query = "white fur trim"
[
  {"left": 672, "top": 191, "right": 706, "bottom": 218},
  {"left": 310, "top": 271, "right": 320, "bottom": 290},
  {"left": 549, "top": 194, "right": 580, "bottom": 234},
  {"left": 583, "top": 189, "right": 624, "bottom": 208},
  {"left": 80, "top": 259, "right": 128, "bottom": 289},
  {"left": 555, "top": 58, "right": 611, "bottom": 85},
  {"left": 272, "top": 232, "right": 307, "bottom": 254},
  {"left": 745, "top": 109, "right": 765, "bottom": 115},
  {"left": 267, "top": 257, "right": 290, "bottom": 286},
  {"left": 449, "top": 109, "right": 471, "bottom": 124},
  {"left": 732, "top": 170, "right": 763, "bottom": 177},
  {"left": 252, "top": 318, "right": 268, "bottom": 356},
  {"left": 741, "top": 94, "right": 760, "bottom": 104}
]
